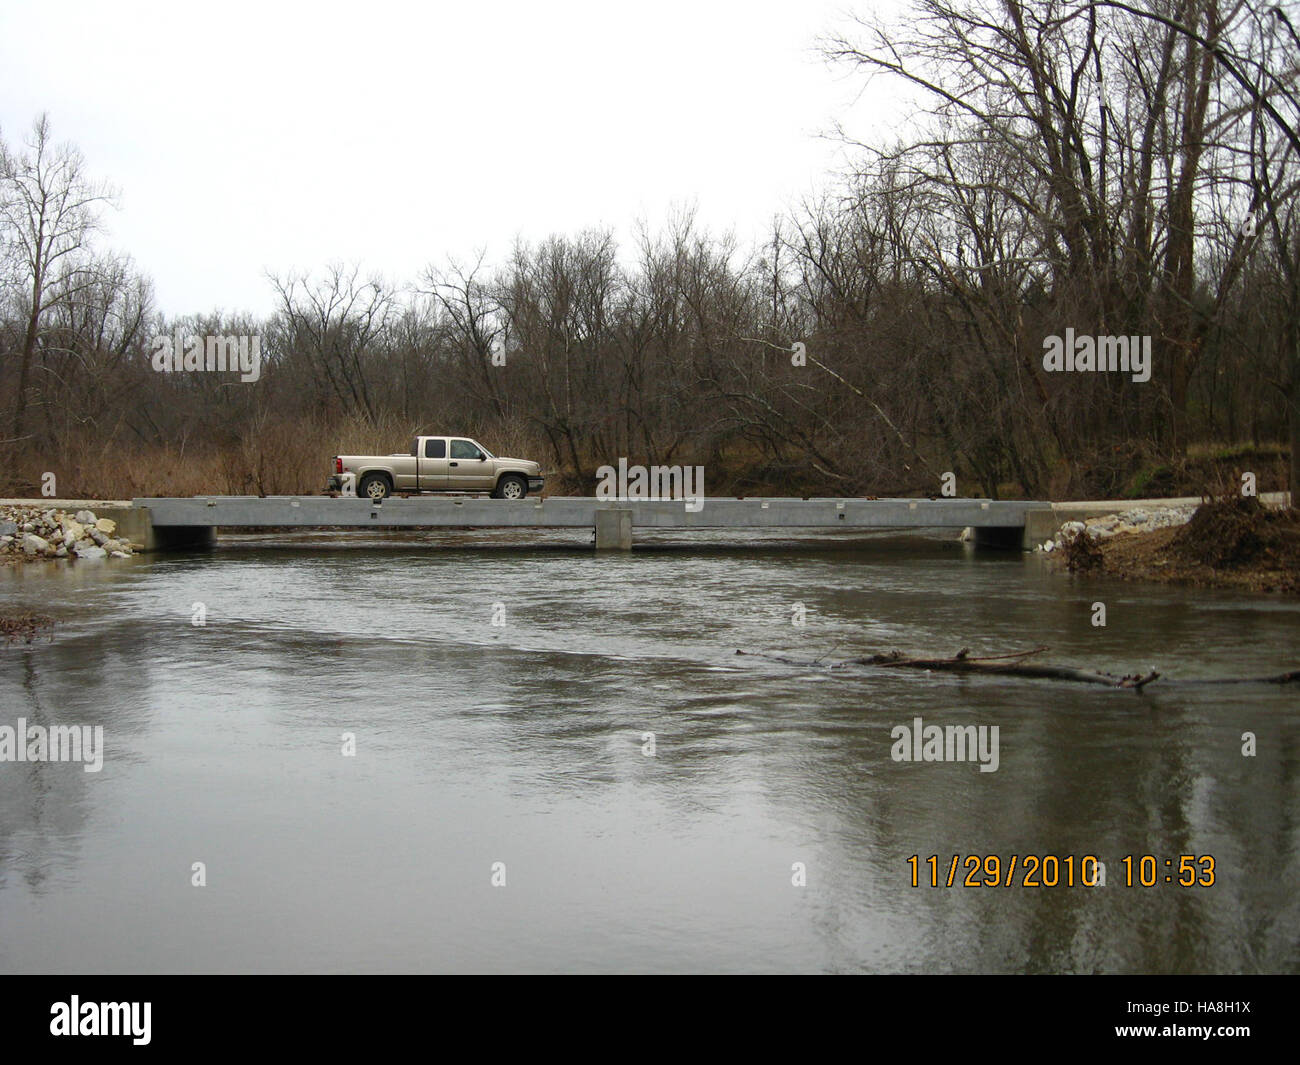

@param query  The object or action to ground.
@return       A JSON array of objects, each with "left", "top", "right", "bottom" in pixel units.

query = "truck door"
[
  {"left": 448, "top": 438, "right": 491, "bottom": 490},
  {"left": 418, "top": 437, "right": 451, "bottom": 490}
]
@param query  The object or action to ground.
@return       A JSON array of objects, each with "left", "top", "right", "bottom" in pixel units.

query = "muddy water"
[{"left": 1, "top": 529, "right": 1297, "bottom": 973}]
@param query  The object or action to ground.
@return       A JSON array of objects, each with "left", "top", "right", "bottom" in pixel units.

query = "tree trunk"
[
  {"left": 12, "top": 298, "right": 41, "bottom": 442},
  {"left": 1290, "top": 327, "right": 1299, "bottom": 507}
]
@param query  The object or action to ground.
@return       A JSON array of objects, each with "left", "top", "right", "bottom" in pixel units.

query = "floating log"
[{"left": 735, "top": 646, "right": 1299, "bottom": 688}]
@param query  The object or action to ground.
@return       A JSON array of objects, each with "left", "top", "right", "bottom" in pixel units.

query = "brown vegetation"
[
  {"left": 1061, "top": 528, "right": 1106, "bottom": 573},
  {"left": 0, "top": 613, "right": 55, "bottom": 644}
]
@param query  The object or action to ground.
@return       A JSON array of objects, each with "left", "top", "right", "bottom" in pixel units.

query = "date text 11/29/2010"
[{"left": 907, "top": 854, "right": 1217, "bottom": 888}]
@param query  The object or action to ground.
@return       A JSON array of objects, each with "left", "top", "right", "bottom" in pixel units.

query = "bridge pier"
[{"left": 594, "top": 508, "right": 633, "bottom": 550}]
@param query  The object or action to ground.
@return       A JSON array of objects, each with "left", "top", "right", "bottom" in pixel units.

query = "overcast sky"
[{"left": 0, "top": 0, "right": 908, "bottom": 318}]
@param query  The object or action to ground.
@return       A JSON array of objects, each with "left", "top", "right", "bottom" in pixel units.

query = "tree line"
[{"left": 2, "top": 0, "right": 1297, "bottom": 502}]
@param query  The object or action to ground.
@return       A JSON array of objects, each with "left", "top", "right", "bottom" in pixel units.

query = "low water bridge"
[{"left": 110, "top": 496, "right": 1056, "bottom": 551}]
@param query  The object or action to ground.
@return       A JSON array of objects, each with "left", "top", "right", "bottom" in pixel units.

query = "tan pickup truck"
[{"left": 328, "top": 436, "right": 545, "bottom": 500}]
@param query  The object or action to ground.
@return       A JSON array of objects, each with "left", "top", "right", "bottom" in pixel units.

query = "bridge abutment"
[{"left": 1020, "top": 508, "right": 1058, "bottom": 550}]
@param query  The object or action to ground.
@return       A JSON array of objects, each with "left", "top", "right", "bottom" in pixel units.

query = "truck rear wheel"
[
  {"left": 358, "top": 473, "right": 392, "bottom": 500},
  {"left": 492, "top": 474, "right": 527, "bottom": 500}
]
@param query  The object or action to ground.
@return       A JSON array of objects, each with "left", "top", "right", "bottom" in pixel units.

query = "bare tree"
[
  {"left": 819, "top": 0, "right": 1299, "bottom": 495},
  {"left": 0, "top": 113, "right": 117, "bottom": 445},
  {"left": 268, "top": 264, "right": 396, "bottom": 424},
  {"left": 420, "top": 254, "right": 508, "bottom": 422}
]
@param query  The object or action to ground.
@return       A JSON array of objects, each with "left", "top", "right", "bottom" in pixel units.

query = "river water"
[{"left": 1, "top": 529, "right": 1297, "bottom": 973}]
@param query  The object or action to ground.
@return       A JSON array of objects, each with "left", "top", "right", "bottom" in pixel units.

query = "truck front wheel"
[
  {"left": 492, "top": 474, "right": 527, "bottom": 500},
  {"left": 358, "top": 473, "right": 392, "bottom": 500}
]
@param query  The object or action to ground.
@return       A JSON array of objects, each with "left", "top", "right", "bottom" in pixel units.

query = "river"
[{"left": 2, "top": 529, "right": 1297, "bottom": 973}]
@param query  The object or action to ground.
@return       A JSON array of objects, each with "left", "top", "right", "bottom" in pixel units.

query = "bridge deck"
[{"left": 132, "top": 495, "right": 1046, "bottom": 530}]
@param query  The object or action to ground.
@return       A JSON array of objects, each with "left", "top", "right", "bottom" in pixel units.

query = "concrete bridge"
[{"left": 104, "top": 495, "right": 1057, "bottom": 551}]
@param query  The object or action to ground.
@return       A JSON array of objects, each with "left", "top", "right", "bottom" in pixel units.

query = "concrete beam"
[{"left": 132, "top": 495, "right": 1048, "bottom": 531}]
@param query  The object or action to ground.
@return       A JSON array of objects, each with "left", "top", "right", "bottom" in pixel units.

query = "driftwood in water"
[
  {"left": 852, "top": 646, "right": 1161, "bottom": 687},
  {"left": 0, "top": 613, "right": 55, "bottom": 645},
  {"left": 735, "top": 646, "right": 1300, "bottom": 689}
]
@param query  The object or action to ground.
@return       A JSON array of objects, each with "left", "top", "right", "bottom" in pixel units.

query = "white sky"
[{"left": 0, "top": 0, "right": 904, "bottom": 318}]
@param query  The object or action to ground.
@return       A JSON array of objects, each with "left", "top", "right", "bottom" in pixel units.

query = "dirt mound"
[
  {"left": 1094, "top": 498, "right": 1300, "bottom": 593},
  {"left": 1171, "top": 497, "right": 1268, "bottom": 568}
]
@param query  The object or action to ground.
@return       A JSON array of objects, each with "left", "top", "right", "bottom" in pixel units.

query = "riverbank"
[
  {"left": 0, "top": 503, "right": 140, "bottom": 566},
  {"left": 1041, "top": 496, "right": 1300, "bottom": 594}
]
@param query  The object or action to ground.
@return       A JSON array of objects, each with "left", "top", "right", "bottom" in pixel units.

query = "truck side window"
[
  {"left": 450, "top": 439, "right": 481, "bottom": 460},
  {"left": 424, "top": 438, "right": 447, "bottom": 459}
]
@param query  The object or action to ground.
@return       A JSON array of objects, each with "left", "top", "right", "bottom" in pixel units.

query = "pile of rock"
[
  {"left": 1038, "top": 504, "right": 1197, "bottom": 553},
  {"left": 0, "top": 505, "right": 138, "bottom": 561}
]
